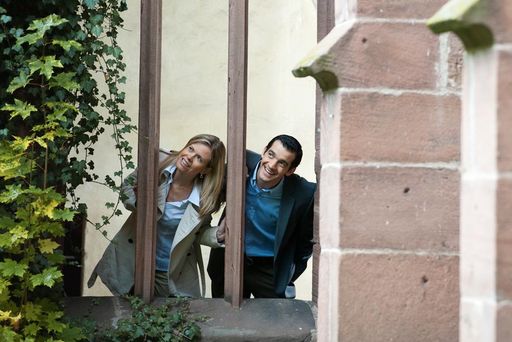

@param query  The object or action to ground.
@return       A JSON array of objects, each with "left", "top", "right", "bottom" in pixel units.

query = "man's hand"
[{"left": 216, "top": 217, "right": 226, "bottom": 243}]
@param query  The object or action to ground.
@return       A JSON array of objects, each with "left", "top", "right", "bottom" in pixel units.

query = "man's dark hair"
[{"left": 265, "top": 134, "right": 303, "bottom": 169}]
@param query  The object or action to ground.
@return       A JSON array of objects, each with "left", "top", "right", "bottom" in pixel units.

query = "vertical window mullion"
[
  {"left": 135, "top": 0, "right": 162, "bottom": 303},
  {"left": 225, "top": 0, "right": 249, "bottom": 308}
]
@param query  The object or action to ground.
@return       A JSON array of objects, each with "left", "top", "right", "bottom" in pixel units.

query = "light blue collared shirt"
[
  {"left": 155, "top": 164, "right": 201, "bottom": 271},
  {"left": 244, "top": 162, "right": 283, "bottom": 257}
]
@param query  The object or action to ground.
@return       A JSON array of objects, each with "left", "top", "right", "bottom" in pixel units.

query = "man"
[{"left": 208, "top": 134, "right": 316, "bottom": 298}]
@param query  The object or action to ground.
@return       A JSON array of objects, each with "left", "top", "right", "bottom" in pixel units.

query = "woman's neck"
[
  {"left": 172, "top": 168, "right": 196, "bottom": 187},
  {"left": 167, "top": 169, "right": 196, "bottom": 202}
]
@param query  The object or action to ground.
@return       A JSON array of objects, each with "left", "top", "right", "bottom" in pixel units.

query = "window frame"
[
  {"left": 134, "top": 0, "right": 247, "bottom": 307},
  {"left": 134, "top": 0, "right": 331, "bottom": 307}
]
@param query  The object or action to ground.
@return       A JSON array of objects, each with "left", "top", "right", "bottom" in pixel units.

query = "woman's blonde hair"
[{"left": 159, "top": 134, "right": 226, "bottom": 218}]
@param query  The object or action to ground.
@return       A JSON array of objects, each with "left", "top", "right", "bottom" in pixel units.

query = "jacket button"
[
  {"left": 128, "top": 239, "right": 133, "bottom": 244},
  {"left": 187, "top": 253, "right": 191, "bottom": 256}
]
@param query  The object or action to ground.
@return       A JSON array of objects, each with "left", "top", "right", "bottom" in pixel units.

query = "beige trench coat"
[{"left": 87, "top": 151, "right": 222, "bottom": 297}]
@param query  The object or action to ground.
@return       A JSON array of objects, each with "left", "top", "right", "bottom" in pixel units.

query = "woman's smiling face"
[{"left": 176, "top": 143, "right": 212, "bottom": 178}]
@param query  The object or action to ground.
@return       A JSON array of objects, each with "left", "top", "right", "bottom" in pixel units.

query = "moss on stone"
[{"left": 427, "top": 0, "right": 494, "bottom": 51}]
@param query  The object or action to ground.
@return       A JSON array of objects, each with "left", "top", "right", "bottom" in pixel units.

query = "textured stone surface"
[
  {"left": 64, "top": 297, "right": 316, "bottom": 342},
  {"left": 339, "top": 167, "right": 459, "bottom": 251},
  {"left": 357, "top": 0, "right": 449, "bottom": 19},
  {"left": 338, "top": 253, "right": 459, "bottom": 342},
  {"left": 317, "top": 250, "right": 341, "bottom": 342},
  {"left": 188, "top": 298, "right": 315, "bottom": 341},
  {"left": 340, "top": 93, "right": 460, "bottom": 162},
  {"left": 460, "top": 298, "right": 496, "bottom": 342},
  {"left": 498, "top": 302, "right": 512, "bottom": 342},
  {"left": 331, "top": 23, "right": 439, "bottom": 89},
  {"left": 497, "top": 179, "right": 512, "bottom": 299},
  {"left": 460, "top": 177, "right": 497, "bottom": 298},
  {"left": 319, "top": 165, "right": 342, "bottom": 248},
  {"left": 498, "top": 50, "right": 512, "bottom": 172},
  {"left": 491, "top": 0, "right": 512, "bottom": 44},
  {"left": 448, "top": 33, "right": 464, "bottom": 90}
]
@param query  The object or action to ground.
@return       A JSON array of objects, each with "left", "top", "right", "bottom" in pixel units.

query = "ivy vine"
[
  {"left": 0, "top": 0, "right": 135, "bottom": 340},
  {"left": 93, "top": 297, "right": 202, "bottom": 342}
]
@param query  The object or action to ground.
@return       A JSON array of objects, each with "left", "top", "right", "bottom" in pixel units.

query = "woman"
[{"left": 88, "top": 134, "right": 226, "bottom": 297}]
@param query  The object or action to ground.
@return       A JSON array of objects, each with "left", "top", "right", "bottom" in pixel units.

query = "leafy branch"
[
  {"left": 0, "top": 1, "right": 134, "bottom": 340},
  {"left": 94, "top": 297, "right": 202, "bottom": 342}
]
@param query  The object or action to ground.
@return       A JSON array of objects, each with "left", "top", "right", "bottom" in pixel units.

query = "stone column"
[
  {"left": 428, "top": 0, "right": 512, "bottom": 341},
  {"left": 294, "top": 1, "right": 462, "bottom": 341}
]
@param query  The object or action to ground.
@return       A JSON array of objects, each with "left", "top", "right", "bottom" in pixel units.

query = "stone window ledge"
[{"left": 64, "top": 297, "right": 317, "bottom": 341}]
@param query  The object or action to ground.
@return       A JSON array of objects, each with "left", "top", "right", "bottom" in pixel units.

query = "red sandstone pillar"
[
  {"left": 294, "top": 1, "right": 462, "bottom": 340},
  {"left": 428, "top": 0, "right": 512, "bottom": 341}
]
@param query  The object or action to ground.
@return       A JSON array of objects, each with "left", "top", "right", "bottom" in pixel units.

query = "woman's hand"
[{"left": 216, "top": 217, "right": 226, "bottom": 243}]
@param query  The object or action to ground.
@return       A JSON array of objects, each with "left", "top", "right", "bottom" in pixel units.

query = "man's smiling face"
[{"left": 256, "top": 140, "right": 296, "bottom": 189}]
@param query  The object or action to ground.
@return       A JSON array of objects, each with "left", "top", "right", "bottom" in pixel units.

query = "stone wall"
[
  {"left": 428, "top": 0, "right": 512, "bottom": 341},
  {"left": 295, "top": 1, "right": 463, "bottom": 340}
]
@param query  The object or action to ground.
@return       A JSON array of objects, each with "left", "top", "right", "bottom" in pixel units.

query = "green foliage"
[
  {"left": 95, "top": 297, "right": 202, "bottom": 342},
  {"left": 1, "top": 0, "right": 135, "bottom": 229},
  {"left": 0, "top": 0, "right": 134, "bottom": 340}
]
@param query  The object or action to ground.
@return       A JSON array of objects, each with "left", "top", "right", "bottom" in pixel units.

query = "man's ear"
[{"left": 285, "top": 167, "right": 296, "bottom": 177}]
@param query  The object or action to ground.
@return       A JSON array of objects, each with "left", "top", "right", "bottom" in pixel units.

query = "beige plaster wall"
[{"left": 81, "top": 0, "right": 316, "bottom": 299}]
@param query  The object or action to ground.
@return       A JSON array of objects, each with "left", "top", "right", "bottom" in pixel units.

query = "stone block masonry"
[{"left": 295, "top": 0, "right": 463, "bottom": 340}]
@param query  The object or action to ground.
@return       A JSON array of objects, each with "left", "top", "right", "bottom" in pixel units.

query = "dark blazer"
[{"left": 207, "top": 150, "right": 316, "bottom": 298}]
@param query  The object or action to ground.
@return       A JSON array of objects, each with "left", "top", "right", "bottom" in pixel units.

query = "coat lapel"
[
  {"left": 172, "top": 204, "right": 201, "bottom": 247},
  {"left": 168, "top": 204, "right": 201, "bottom": 275},
  {"left": 157, "top": 184, "right": 166, "bottom": 215},
  {"left": 274, "top": 178, "right": 295, "bottom": 254}
]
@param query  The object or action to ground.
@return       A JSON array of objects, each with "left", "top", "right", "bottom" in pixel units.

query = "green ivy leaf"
[
  {"left": 39, "top": 239, "right": 60, "bottom": 254},
  {"left": 112, "top": 46, "right": 122, "bottom": 58},
  {"left": 28, "top": 14, "right": 68, "bottom": 34},
  {"left": 0, "top": 158, "right": 32, "bottom": 180},
  {"left": 32, "top": 197, "right": 59, "bottom": 219},
  {"left": 49, "top": 72, "right": 79, "bottom": 92},
  {"left": 51, "top": 39, "right": 82, "bottom": 51},
  {"left": 0, "top": 278, "right": 10, "bottom": 296},
  {"left": 52, "top": 127, "right": 72, "bottom": 139},
  {"left": 1, "top": 99, "right": 37, "bottom": 120},
  {"left": 45, "top": 102, "right": 78, "bottom": 123},
  {"left": 51, "top": 209, "right": 75, "bottom": 222},
  {"left": 46, "top": 253, "right": 66, "bottom": 265},
  {"left": 45, "top": 311, "right": 66, "bottom": 333},
  {"left": 11, "top": 136, "right": 33, "bottom": 152},
  {"left": 7, "top": 70, "right": 30, "bottom": 93},
  {"left": 23, "top": 323, "right": 40, "bottom": 337},
  {"left": 23, "top": 303, "right": 43, "bottom": 322},
  {"left": 84, "top": 0, "right": 99, "bottom": 9},
  {"left": 33, "top": 222, "right": 65, "bottom": 237},
  {"left": 0, "top": 15, "right": 11, "bottom": 24},
  {"left": 16, "top": 31, "right": 44, "bottom": 46},
  {"left": 29, "top": 56, "right": 63, "bottom": 80},
  {"left": 0, "top": 259, "right": 28, "bottom": 278},
  {"left": 90, "top": 14, "right": 104, "bottom": 25},
  {"left": 58, "top": 325, "right": 86, "bottom": 342},
  {"left": 0, "top": 326, "right": 20, "bottom": 341},
  {"left": 91, "top": 25, "right": 103, "bottom": 37},
  {"left": 0, "top": 234, "right": 11, "bottom": 248},
  {"left": 8, "top": 226, "right": 30, "bottom": 246},
  {"left": 0, "top": 184, "right": 24, "bottom": 203},
  {"left": 30, "top": 267, "right": 62, "bottom": 288}
]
